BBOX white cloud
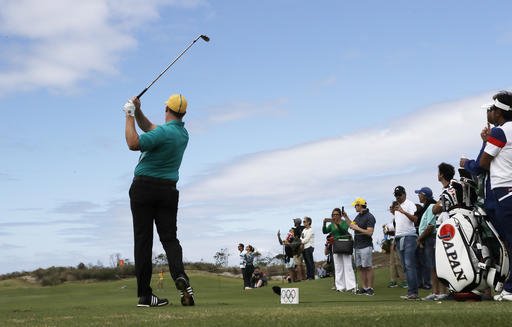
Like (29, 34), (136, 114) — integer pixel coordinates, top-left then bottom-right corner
(183, 93), (491, 205)
(51, 201), (101, 214)
(187, 98), (289, 131)
(0, 0), (204, 95)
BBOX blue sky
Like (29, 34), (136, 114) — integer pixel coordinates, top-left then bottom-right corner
(1, 0), (511, 274)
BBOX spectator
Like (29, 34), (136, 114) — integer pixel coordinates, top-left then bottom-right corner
(343, 197), (376, 296)
(251, 266), (268, 288)
(292, 218), (305, 237)
(413, 202), (427, 289)
(301, 217), (315, 280)
(479, 90), (512, 301)
(460, 103), (498, 225)
(385, 201), (406, 289)
(277, 228), (291, 253)
(277, 228), (297, 281)
(243, 245), (255, 290)
(292, 218), (306, 281)
(393, 185), (420, 300)
(157, 269), (164, 290)
(316, 264), (328, 278)
(414, 187), (440, 301)
(414, 191), (436, 291)
(322, 208), (356, 292)
(323, 235), (335, 283)
(432, 162), (461, 300)
(460, 102), (498, 301)
(238, 243), (246, 289)
(277, 219), (305, 282)
(433, 163), (464, 213)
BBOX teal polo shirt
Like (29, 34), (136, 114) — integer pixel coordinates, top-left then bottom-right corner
(134, 120), (189, 181)
(418, 203), (436, 236)
(322, 221), (350, 240)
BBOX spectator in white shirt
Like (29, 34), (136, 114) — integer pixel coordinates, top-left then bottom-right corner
(393, 185), (420, 300)
(301, 217), (315, 280)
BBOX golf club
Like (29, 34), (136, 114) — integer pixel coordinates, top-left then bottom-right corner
(137, 34), (210, 99)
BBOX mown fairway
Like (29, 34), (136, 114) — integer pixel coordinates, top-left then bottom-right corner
(1, 268), (510, 327)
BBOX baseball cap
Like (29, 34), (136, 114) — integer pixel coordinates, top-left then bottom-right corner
(351, 197), (367, 206)
(165, 94), (187, 113)
(393, 186), (406, 196)
(414, 187), (433, 199)
(293, 218), (301, 224)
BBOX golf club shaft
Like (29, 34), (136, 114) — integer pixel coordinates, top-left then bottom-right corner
(137, 35), (209, 99)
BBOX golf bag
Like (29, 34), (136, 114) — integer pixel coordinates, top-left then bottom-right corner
(435, 169), (509, 293)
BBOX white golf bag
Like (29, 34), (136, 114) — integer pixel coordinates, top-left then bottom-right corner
(435, 169), (509, 293)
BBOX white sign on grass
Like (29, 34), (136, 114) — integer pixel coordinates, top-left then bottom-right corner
(280, 288), (299, 304)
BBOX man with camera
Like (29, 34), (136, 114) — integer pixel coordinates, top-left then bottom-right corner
(393, 186), (420, 300)
(385, 201), (405, 288)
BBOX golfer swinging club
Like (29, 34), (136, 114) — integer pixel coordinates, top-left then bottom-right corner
(124, 94), (194, 307)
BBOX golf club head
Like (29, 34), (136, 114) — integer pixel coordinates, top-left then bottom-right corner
(200, 34), (210, 42)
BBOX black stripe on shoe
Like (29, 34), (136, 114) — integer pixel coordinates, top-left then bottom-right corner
(175, 276), (195, 306)
(137, 294), (169, 307)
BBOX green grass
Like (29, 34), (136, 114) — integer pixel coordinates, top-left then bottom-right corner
(0, 268), (510, 327)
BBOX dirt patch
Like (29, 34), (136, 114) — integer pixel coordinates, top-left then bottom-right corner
(19, 275), (38, 284)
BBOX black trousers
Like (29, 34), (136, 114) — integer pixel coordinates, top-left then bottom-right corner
(129, 177), (188, 297)
(243, 264), (254, 288)
(241, 268), (246, 286)
(303, 247), (315, 280)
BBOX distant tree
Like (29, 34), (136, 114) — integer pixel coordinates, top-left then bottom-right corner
(274, 254), (285, 261)
(252, 251), (262, 265)
(154, 253), (168, 266)
(214, 248), (229, 267)
(77, 262), (86, 270)
(254, 252), (279, 266)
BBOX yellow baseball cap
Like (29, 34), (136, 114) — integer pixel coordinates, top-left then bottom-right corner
(351, 197), (367, 206)
(165, 94), (187, 113)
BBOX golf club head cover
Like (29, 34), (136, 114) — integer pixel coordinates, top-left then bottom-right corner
(123, 100), (135, 117)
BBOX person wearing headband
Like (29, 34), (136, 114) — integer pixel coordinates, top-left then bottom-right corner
(460, 102), (498, 222)
(479, 90), (512, 302)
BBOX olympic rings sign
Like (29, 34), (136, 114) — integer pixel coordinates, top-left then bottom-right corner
(280, 288), (299, 304)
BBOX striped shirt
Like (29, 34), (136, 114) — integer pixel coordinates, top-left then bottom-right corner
(484, 122), (512, 189)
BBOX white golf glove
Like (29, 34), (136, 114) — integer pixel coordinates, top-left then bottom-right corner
(123, 100), (135, 117)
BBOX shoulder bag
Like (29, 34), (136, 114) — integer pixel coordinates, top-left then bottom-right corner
(332, 237), (353, 255)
